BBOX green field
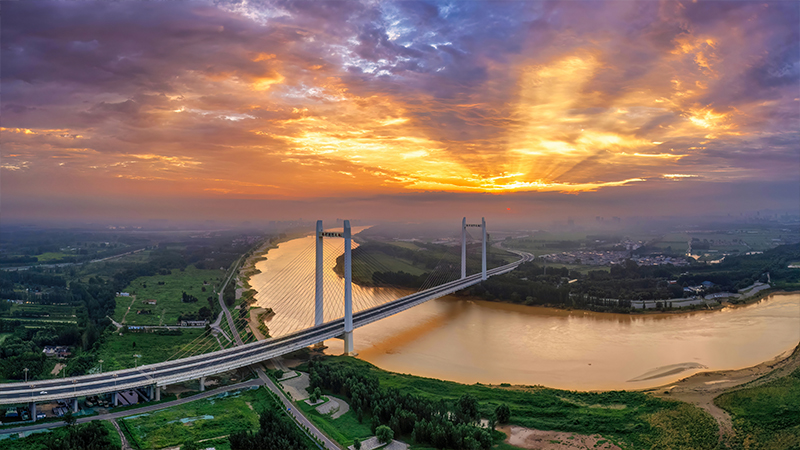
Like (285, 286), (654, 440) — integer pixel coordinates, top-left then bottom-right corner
(119, 386), (265, 449)
(116, 265), (222, 326)
(303, 357), (719, 450)
(32, 252), (72, 262)
(353, 251), (426, 278)
(715, 367), (800, 449)
(97, 328), (217, 371)
(7, 304), (77, 321)
(388, 241), (422, 251)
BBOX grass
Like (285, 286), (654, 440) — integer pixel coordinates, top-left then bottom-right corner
(388, 241), (422, 251)
(119, 386), (265, 449)
(32, 252), (71, 262)
(303, 356), (719, 450)
(295, 394), (372, 448)
(117, 265), (222, 326)
(0, 420), (119, 450)
(97, 328), (215, 370)
(0, 333), (12, 345)
(714, 367), (800, 449)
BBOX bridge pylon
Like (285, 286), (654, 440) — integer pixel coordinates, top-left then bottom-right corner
(315, 220), (324, 327)
(343, 220), (353, 355)
(462, 217), (488, 280)
(315, 219), (354, 355)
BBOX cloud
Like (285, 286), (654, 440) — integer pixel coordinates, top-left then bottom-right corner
(1, 0), (798, 222)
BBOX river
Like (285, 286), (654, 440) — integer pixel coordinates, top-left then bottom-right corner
(250, 230), (800, 391)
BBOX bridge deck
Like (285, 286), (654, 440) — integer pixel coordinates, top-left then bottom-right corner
(0, 253), (531, 405)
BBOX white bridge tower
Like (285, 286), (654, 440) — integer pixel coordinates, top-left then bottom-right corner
(461, 217), (487, 281)
(315, 220), (354, 355)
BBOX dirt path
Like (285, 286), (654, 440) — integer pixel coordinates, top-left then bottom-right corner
(498, 425), (620, 450)
(644, 343), (800, 440)
(248, 307), (267, 340)
(110, 419), (131, 450)
(119, 296), (137, 324)
(50, 363), (65, 376)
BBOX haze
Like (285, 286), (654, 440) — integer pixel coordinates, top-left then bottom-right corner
(1, 0), (798, 226)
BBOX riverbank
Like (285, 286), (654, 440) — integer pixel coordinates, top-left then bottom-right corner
(643, 342), (800, 439)
(294, 356), (719, 450)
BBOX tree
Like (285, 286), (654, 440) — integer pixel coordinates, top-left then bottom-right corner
(495, 403), (511, 424)
(181, 439), (201, 450)
(312, 387), (322, 403)
(456, 394), (479, 424)
(230, 404), (310, 450)
(46, 420), (120, 450)
(376, 425), (394, 444)
(62, 410), (77, 428)
(353, 437), (361, 450)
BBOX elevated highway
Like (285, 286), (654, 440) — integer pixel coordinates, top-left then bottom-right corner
(0, 251), (532, 406)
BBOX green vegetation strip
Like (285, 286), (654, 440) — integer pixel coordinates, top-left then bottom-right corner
(0, 420), (120, 450)
(715, 367), (800, 449)
(302, 356), (719, 450)
(97, 328), (212, 371)
(120, 386), (263, 449)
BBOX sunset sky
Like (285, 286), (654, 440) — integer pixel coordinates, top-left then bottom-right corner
(2, 0), (798, 224)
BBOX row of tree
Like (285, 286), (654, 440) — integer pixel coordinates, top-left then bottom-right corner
(229, 402), (311, 449)
(308, 359), (511, 449)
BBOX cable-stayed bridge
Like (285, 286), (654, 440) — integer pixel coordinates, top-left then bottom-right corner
(0, 219), (532, 414)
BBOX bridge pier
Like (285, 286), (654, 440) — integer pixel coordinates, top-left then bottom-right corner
(29, 402), (36, 422)
(154, 385), (161, 401)
(72, 398), (78, 413)
(112, 392), (119, 407)
(199, 376), (206, 392)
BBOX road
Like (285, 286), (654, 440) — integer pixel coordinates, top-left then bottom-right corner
(215, 254), (336, 448)
(0, 253), (532, 406)
(0, 377), (264, 436)
(217, 251), (245, 346)
(256, 365), (339, 450)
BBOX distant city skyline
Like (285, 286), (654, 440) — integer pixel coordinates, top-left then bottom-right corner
(2, 1), (798, 224)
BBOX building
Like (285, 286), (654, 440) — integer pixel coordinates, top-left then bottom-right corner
(42, 346), (71, 358)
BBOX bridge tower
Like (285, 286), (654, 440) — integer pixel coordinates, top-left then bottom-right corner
(461, 217), (467, 279)
(315, 220), (324, 327)
(315, 219), (354, 355)
(343, 220), (353, 354)
(461, 217), (488, 280)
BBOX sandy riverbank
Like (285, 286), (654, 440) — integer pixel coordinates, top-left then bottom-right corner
(643, 342), (800, 437)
